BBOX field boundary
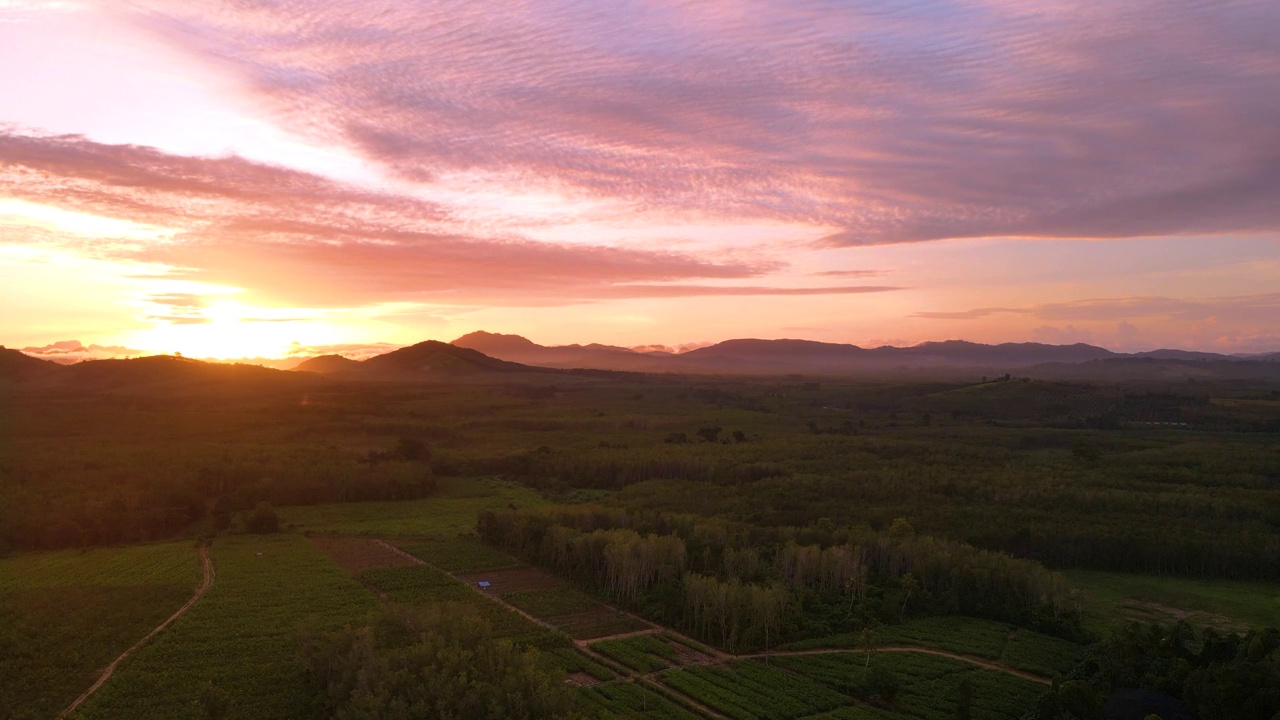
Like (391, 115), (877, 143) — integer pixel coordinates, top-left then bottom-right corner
(59, 543), (215, 719)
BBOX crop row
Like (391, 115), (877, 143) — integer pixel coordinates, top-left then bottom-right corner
(0, 541), (198, 592)
(577, 681), (703, 719)
(661, 661), (846, 720)
(544, 647), (616, 681)
(591, 634), (677, 673)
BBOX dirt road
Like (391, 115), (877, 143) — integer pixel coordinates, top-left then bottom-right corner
(59, 543), (215, 719)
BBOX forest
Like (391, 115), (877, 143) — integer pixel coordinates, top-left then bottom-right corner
(2, 363), (1278, 719)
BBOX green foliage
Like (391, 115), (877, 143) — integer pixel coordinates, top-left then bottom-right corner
(298, 603), (577, 720)
(577, 682), (702, 719)
(591, 634), (677, 673)
(0, 542), (198, 720)
(69, 535), (378, 720)
(661, 661), (847, 720)
(243, 502), (279, 534)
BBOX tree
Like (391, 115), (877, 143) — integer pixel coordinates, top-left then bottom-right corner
(860, 626), (876, 668)
(899, 573), (920, 618)
(696, 426), (722, 443)
(244, 502), (279, 534)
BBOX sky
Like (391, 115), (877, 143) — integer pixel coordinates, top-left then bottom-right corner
(2, 0), (1278, 361)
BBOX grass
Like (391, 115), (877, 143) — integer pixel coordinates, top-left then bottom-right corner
(0, 542), (199, 720)
(68, 535), (378, 720)
(281, 478), (546, 537)
(1067, 569), (1280, 632)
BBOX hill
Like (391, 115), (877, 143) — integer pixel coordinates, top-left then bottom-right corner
(360, 340), (542, 378)
(0, 346), (64, 383)
(452, 331), (656, 370)
(293, 354), (363, 374)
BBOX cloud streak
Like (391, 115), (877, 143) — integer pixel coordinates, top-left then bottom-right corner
(125, 0), (1280, 244)
(0, 131), (784, 305)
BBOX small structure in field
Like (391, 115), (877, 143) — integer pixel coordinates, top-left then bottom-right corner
(477, 581), (491, 590)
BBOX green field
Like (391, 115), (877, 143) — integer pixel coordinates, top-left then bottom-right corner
(396, 537), (523, 573)
(578, 681), (704, 719)
(357, 564), (568, 649)
(69, 535), (377, 720)
(281, 478), (546, 536)
(504, 586), (603, 617)
(0, 542), (199, 720)
(1067, 569), (1280, 632)
(661, 660), (849, 720)
(779, 616), (1086, 677)
(593, 634), (678, 673)
(773, 652), (1045, 720)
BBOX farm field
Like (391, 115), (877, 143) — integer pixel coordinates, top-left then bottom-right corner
(1066, 569), (1280, 632)
(396, 537), (523, 573)
(773, 652), (1045, 720)
(778, 616), (1086, 677)
(68, 535), (378, 720)
(661, 660), (849, 720)
(577, 681), (705, 719)
(0, 542), (199, 720)
(280, 478), (546, 536)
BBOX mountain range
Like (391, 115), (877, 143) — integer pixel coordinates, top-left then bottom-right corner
(4, 334), (1279, 391)
(450, 331), (1280, 377)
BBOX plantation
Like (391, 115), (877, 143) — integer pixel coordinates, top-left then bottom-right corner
(780, 616), (1087, 677)
(396, 536), (523, 573)
(68, 535), (377, 720)
(661, 660), (849, 720)
(0, 542), (199, 720)
(577, 681), (704, 719)
(503, 586), (604, 617)
(280, 478), (546, 537)
(592, 633), (678, 673)
(774, 652), (1044, 720)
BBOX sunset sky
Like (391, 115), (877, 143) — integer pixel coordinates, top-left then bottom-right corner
(2, 0), (1278, 361)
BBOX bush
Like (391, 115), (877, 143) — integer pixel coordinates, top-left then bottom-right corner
(244, 502), (279, 534)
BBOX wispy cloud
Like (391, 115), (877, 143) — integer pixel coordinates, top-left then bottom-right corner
(914, 293), (1280, 325)
(124, 0), (1280, 243)
(0, 131), (778, 305)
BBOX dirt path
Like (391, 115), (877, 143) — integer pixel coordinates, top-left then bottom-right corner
(59, 543), (215, 719)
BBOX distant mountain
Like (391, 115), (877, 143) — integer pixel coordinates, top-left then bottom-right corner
(445, 332), (1280, 378)
(452, 331), (662, 371)
(293, 354), (363, 374)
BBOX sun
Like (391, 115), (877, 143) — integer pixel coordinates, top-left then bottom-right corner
(123, 299), (339, 360)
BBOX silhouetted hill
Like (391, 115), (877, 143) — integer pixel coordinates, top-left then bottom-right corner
(0, 346), (64, 382)
(452, 332), (660, 370)
(293, 354), (363, 374)
(55, 355), (300, 391)
(361, 340), (540, 378)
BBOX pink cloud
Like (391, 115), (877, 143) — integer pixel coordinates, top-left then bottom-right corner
(121, 0), (1280, 243)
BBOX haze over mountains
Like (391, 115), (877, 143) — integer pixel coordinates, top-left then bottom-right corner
(5, 333), (1280, 390)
